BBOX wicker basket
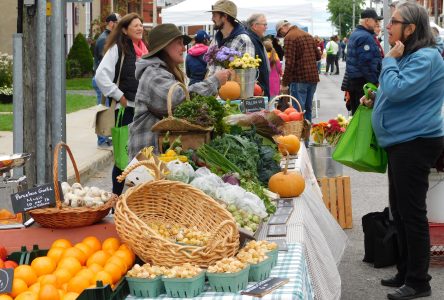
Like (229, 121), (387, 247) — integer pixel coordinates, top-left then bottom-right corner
(30, 142), (117, 228)
(151, 82), (213, 133)
(269, 95), (304, 138)
(114, 161), (239, 268)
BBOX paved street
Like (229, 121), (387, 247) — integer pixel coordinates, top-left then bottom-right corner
(83, 60), (444, 299)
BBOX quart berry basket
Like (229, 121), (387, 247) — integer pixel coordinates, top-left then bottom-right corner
(126, 276), (165, 298)
(248, 257), (273, 282)
(162, 272), (206, 298)
(206, 265), (250, 293)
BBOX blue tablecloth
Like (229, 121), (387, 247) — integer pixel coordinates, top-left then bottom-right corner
(126, 243), (313, 300)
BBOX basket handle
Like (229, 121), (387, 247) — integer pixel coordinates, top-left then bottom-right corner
(269, 94), (303, 113)
(53, 142), (80, 209)
(167, 82), (190, 117)
(204, 219), (237, 252)
(116, 160), (163, 183)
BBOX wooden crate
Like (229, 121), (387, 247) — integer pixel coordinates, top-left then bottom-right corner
(157, 131), (211, 152)
(318, 176), (353, 229)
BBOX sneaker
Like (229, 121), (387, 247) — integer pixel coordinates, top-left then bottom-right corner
(97, 141), (112, 150)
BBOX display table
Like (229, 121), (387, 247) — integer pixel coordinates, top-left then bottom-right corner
(126, 243), (313, 300)
(269, 144), (348, 300)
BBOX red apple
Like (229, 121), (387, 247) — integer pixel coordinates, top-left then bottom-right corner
(289, 111), (304, 121)
(254, 83), (263, 96)
(284, 107), (297, 115)
(278, 113), (291, 122)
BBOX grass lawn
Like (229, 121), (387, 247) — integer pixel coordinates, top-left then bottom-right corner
(66, 78), (93, 90)
(0, 94), (96, 131)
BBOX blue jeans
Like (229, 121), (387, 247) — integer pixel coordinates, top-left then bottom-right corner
(289, 82), (317, 123)
(92, 76), (110, 145)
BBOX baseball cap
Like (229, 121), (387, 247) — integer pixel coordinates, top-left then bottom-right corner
(195, 30), (210, 43)
(208, 0), (237, 19)
(275, 20), (291, 37)
(105, 13), (119, 23)
(360, 8), (383, 21)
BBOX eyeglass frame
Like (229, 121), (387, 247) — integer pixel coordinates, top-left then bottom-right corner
(388, 18), (410, 26)
(255, 22), (268, 27)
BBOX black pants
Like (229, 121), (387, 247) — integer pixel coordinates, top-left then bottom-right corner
(348, 78), (367, 115)
(387, 137), (444, 291)
(326, 54), (336, 73)
(334, 55), (339, 74)
(112, 106), (134, 196)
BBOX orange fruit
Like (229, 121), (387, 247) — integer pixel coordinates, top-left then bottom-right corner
(102, 237), (120, 254)
(81, 236), (101, 253)
(119, 244), (135, 260)
(113, 249), (133, 268)
(13, 291), (38, 300)
(57, 257), (82, 276)
(38, 284), (60, 300)
(58, 289), (65, 298)
(61, 283), (68, 292)
(9, 278), (28, 298)
(106, 256), (127, 274)
(67, 276), (90, 294)
(53, 268), (72, 287)
(31, 256), (56, 277)
(93, 270), (113, 286)
(86, 250), (110, 267)
(61, 247), (87, 265)
(103, 263), (121, 283)
(28, 282), (41, 294)
(14, 265), (38, 286)
(38, 274), (58, 287)
(0, 295), (13, 300)
(61, 292), (79, 300)
(51, 239), (72, 250)
(47, 247), (66, 264)
(76, 268), (95, 285)
(74, 243), (93, 258)
(87, 263), (103, 274)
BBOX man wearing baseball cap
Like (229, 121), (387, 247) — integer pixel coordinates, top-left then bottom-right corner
(207, 0), (254, 76)
(345, 8), (383, 115)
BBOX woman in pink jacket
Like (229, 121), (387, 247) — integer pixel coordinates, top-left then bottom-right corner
(264, 40), (282, 99)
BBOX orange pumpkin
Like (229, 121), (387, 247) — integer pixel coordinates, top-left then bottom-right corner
(268, 158), (305, 197)
(218, 81), (241, 100)
(276, 135), (300, 155)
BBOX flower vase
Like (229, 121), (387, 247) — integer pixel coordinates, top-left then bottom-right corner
(309, 143), (343, 178)
(233, 68), (257, 99)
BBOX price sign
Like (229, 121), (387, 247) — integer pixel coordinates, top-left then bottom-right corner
(0, 269), (14, 293)
(242, 97), (266, 113)
(267, 225), (287, 237)
(10, 183), (59, 213)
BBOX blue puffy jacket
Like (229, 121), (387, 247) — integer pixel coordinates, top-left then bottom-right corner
(185, 43), (208, 86)
(345, 25), (382, 84)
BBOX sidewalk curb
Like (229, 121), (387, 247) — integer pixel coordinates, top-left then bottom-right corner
(67, 149), (114, 185)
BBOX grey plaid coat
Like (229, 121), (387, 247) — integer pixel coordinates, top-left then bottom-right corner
(128, 57), (220, 159)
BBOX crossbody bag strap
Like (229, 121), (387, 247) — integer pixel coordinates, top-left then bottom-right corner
(101, 51), (126, 106)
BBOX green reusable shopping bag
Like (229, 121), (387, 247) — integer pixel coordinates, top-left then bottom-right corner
(112, 107), (129, 170)
(332, 105), (388, 173)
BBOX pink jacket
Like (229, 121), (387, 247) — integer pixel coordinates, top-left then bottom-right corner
(267, 52), (282, 98)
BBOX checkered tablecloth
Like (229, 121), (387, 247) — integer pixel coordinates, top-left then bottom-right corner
(126, 243), (313, 300)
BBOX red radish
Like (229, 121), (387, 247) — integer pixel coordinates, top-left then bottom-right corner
(278, 113), (291, 122)
(4, 260), (18, 269)
(254, 83), (263, 96)
(289, 111), (304, 121)
(284, 107), (297, 115)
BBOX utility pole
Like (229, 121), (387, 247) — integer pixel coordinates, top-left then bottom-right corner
(434, 0), (438, 24)
(153, 0), (157, 26)
(352, 0), (356, 29)
(339, 13), (341, 38)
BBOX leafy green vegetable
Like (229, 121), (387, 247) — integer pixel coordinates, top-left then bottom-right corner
(197, 144), (243, 175)
(240, 178), (276, 214)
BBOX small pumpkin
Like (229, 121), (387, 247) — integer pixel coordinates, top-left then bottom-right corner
(218, 81), (241, 100)
(276, 135), (300, 155)
(268, 156), (305, 197)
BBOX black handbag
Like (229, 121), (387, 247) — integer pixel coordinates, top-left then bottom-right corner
(362, 207), (398, 268)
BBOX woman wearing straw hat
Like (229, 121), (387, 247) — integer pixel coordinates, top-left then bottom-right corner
(128, 24), (231, 159)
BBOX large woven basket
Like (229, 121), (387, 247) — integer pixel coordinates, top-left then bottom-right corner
(114, 160), (239, 268)
(30, 142), (116, 228)
(269, 95), (304, 138)
(151, 82), (213, 132)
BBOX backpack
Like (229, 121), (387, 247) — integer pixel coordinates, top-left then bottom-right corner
(362, 207), (399, 268)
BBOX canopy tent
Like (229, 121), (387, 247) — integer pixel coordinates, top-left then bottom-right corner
(162, 0), (313, 34)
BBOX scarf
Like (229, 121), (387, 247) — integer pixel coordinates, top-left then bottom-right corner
(133, 40), (148, 58)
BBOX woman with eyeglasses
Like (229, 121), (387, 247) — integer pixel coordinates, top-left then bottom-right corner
(363, 2), (444, 299)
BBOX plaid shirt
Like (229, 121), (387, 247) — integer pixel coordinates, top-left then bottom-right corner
(282, 26), (321, 86)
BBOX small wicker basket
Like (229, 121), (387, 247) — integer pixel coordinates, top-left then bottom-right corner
(269, 95), (305, 138)
(151, 82), (213, 133)
(114, 161), (239, 268)
(30, 142), (116, 229)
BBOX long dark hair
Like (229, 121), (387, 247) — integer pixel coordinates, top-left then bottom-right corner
(156, 43), (186, 84)
(104, 13), (143, 56)
(396, 2), (435, 54)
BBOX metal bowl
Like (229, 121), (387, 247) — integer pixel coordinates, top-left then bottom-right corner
(0, 153), (31, 172)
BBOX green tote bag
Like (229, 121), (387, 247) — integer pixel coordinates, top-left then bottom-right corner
(112, 107), (129, 170)
(332, 105), (387, 173)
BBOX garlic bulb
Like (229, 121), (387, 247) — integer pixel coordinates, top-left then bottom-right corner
(61, 182), (71, 195)
(74, 189), (86, 197)
(71, 182), (83, 190)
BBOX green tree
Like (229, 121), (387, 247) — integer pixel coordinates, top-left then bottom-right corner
(67, 33), (93, 76)
(327, 0), (366, 37)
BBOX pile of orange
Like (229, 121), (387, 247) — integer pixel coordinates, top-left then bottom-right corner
(1, 236), (135, 300)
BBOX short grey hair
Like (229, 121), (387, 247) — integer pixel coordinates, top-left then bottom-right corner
(246, 13), (266, 30)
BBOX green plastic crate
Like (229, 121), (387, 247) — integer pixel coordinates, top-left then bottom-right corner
(206, 265), (250, 293)
(162, 271), (206, 298)
(268, 248), (278, 268)
(126, 276), (165, 297)
(248, 257), (272, 282)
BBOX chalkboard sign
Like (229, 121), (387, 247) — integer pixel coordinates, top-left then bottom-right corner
(267, 225), (287, 237)
(268, 214), (290, 225)
(10, 182), (59, 213)
(241, 277), (289, 297)
(0, 268), (14, 293)
(242, 97), (266, 113)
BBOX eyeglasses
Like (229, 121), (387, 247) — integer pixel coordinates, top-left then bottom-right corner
(389, 18), (410, 25)
(256, 22), (268, 27)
